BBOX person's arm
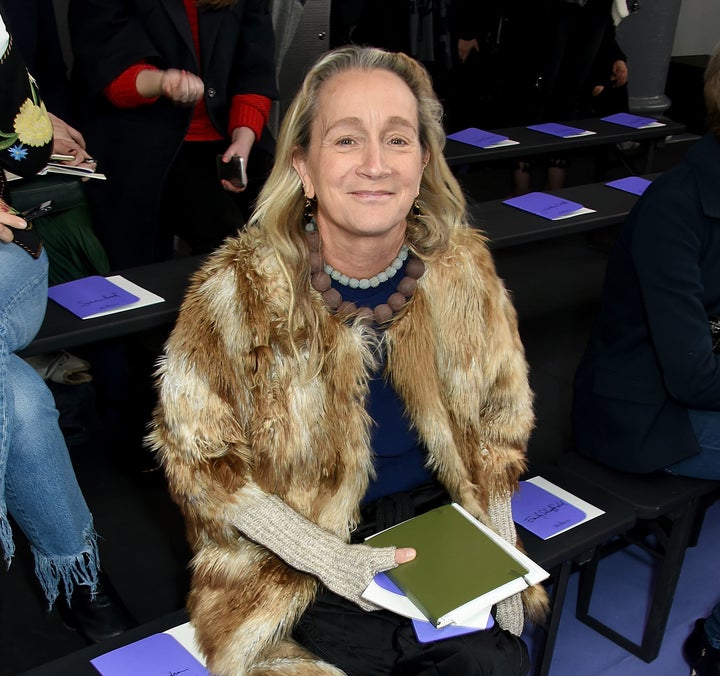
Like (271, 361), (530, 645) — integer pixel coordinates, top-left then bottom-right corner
(632, 176), (720, 409)
(219, 94), (271, 193)
(68, 0), (163, 100)
(149, 263), (404, 610)
(452, 233), (536, 634)
(235, 485), (411, 609)
(0, 14), (52, 180)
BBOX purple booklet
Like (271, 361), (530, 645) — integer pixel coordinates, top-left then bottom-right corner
(527, 122), (591, 138)
(605, 176), (652, 196)
(601, 112), (663, 129)
(447, 128), (509, 148)
(48, 276), (139, 319)
(503, 192), (585, 220)
(373, 573), (493, 643)
(512, 481), (586, 540)
(90, 633), (209, 675)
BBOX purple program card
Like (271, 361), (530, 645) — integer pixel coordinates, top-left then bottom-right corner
(527, 122), (588, 138)
(512, 481), (586, 539)
(48, 276), (139, 319)
(412, 615), (494, 644)
(601, 112), (660, 128)
(373, 574), (494, 643)
(446, 128), (509, 148)
(90, 633), (209, 675)
(605, 176), (652, 196)
(503, 192), (584, 220)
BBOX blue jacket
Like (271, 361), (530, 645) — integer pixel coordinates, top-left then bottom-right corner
(573, 133), (720, 472)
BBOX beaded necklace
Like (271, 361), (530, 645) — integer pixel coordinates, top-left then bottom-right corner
(304, 221), (425, 326)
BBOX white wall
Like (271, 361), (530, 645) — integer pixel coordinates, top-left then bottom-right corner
(673, 0), (720, 56)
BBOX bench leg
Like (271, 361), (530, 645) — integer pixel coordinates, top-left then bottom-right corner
(533, 559), (572, 676)
(575, 499), (700, 662)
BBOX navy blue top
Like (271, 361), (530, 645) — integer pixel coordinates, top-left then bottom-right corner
(330, 261), (433, 502)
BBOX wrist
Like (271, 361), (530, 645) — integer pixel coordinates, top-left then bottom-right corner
(135, 69), (164, 99)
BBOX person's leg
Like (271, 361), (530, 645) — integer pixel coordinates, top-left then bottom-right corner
(3, 353), (98, 604)
(2, 352), (135, 641)
(293, 589), (400, 675)
(684, 603), (720, 675)
(665, 409), (720, 479)
(392, 621), (530, 676)
(705, 603), (720, 649)
(161, 141), (249, 256)
(293, 589), (530, 676)
(0, 245), (49, 554)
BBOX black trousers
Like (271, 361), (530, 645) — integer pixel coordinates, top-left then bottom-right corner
(293, 483), (531, 675)
(158, 140), (271, 257)
(293, 589), (530, 676)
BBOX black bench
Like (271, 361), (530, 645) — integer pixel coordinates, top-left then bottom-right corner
(20, 255), (205, 358)
(445, 117), (686, 174)
(474, 176), (652, 250)
(557, 451), (720, 662)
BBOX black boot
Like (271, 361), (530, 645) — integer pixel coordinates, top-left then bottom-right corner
(684, 619), (720, 676)
(57, 571), (136, 644)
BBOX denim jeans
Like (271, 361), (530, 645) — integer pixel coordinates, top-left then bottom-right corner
(0, 243), (98, 606)
(665, 408), (720, 647)
(665, 408), (720, 480)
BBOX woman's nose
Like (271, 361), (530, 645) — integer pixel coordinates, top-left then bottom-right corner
(357, 140), (389, 178)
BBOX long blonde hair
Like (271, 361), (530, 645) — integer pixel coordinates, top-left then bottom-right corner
(250, 46), (468, 353)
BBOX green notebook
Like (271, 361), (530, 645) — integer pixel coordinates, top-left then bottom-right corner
(365, 503), (533, 627)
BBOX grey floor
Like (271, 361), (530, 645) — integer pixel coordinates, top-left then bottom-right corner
(1, 138), (712, 676)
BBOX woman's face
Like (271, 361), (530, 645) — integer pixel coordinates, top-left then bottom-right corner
(293, 68), (427, 245)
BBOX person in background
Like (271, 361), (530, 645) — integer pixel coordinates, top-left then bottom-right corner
(571, 43), (720, 676)
(0, 12), (134, 643)
(149, 45), (547, 675)
(68, 0), (278, 268)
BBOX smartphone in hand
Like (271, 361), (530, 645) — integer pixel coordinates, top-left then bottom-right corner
(216, 155), (247, 189)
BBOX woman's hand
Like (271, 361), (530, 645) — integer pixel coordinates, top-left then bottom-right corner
(395, 548), (416, 564)
(135, 68), (204, 106)
(611, 60), (629, 87)
(457, 38), (479, 64)
(49, 113), (95, 171)
(161, 69), (205, 106)
(0, 200), (26, 244)
(220, 126), (256, 193)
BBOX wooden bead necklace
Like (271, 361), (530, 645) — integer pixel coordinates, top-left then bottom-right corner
(305, 220), (425, 326)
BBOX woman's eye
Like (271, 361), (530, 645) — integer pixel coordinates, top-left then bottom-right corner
(337, 137), (356, 146)
(389, 137), (409, 146)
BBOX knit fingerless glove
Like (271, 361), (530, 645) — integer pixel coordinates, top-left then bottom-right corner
(488, 489), (526, 636)
(234, 489), (398, 611)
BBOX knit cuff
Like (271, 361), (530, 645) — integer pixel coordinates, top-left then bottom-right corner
(228, 94), (272, 140)
(104, 62), (160, 108)
(234, 489), (397, 610)
(488, 489), (525, 634)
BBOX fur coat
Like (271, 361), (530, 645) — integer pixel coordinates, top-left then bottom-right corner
(149, 224), (547, 675)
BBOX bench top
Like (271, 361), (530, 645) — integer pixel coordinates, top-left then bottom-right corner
(475, 176), (653, 249)
(445, 117), (685, 166)
(20, 255), (204, 357)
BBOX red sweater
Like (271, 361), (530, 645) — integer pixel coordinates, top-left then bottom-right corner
(103, 0), (271, 141)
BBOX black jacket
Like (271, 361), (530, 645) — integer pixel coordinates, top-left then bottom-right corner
(68, 0), (278, 267)
(573, 134), (720, 472)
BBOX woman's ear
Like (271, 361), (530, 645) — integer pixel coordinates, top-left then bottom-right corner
(292, 151), (314, 199)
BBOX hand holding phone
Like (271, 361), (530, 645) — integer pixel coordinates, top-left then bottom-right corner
(217, 154), (247, 190)
(18, 200), (55, 222)
(5, 200), (53, 258)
